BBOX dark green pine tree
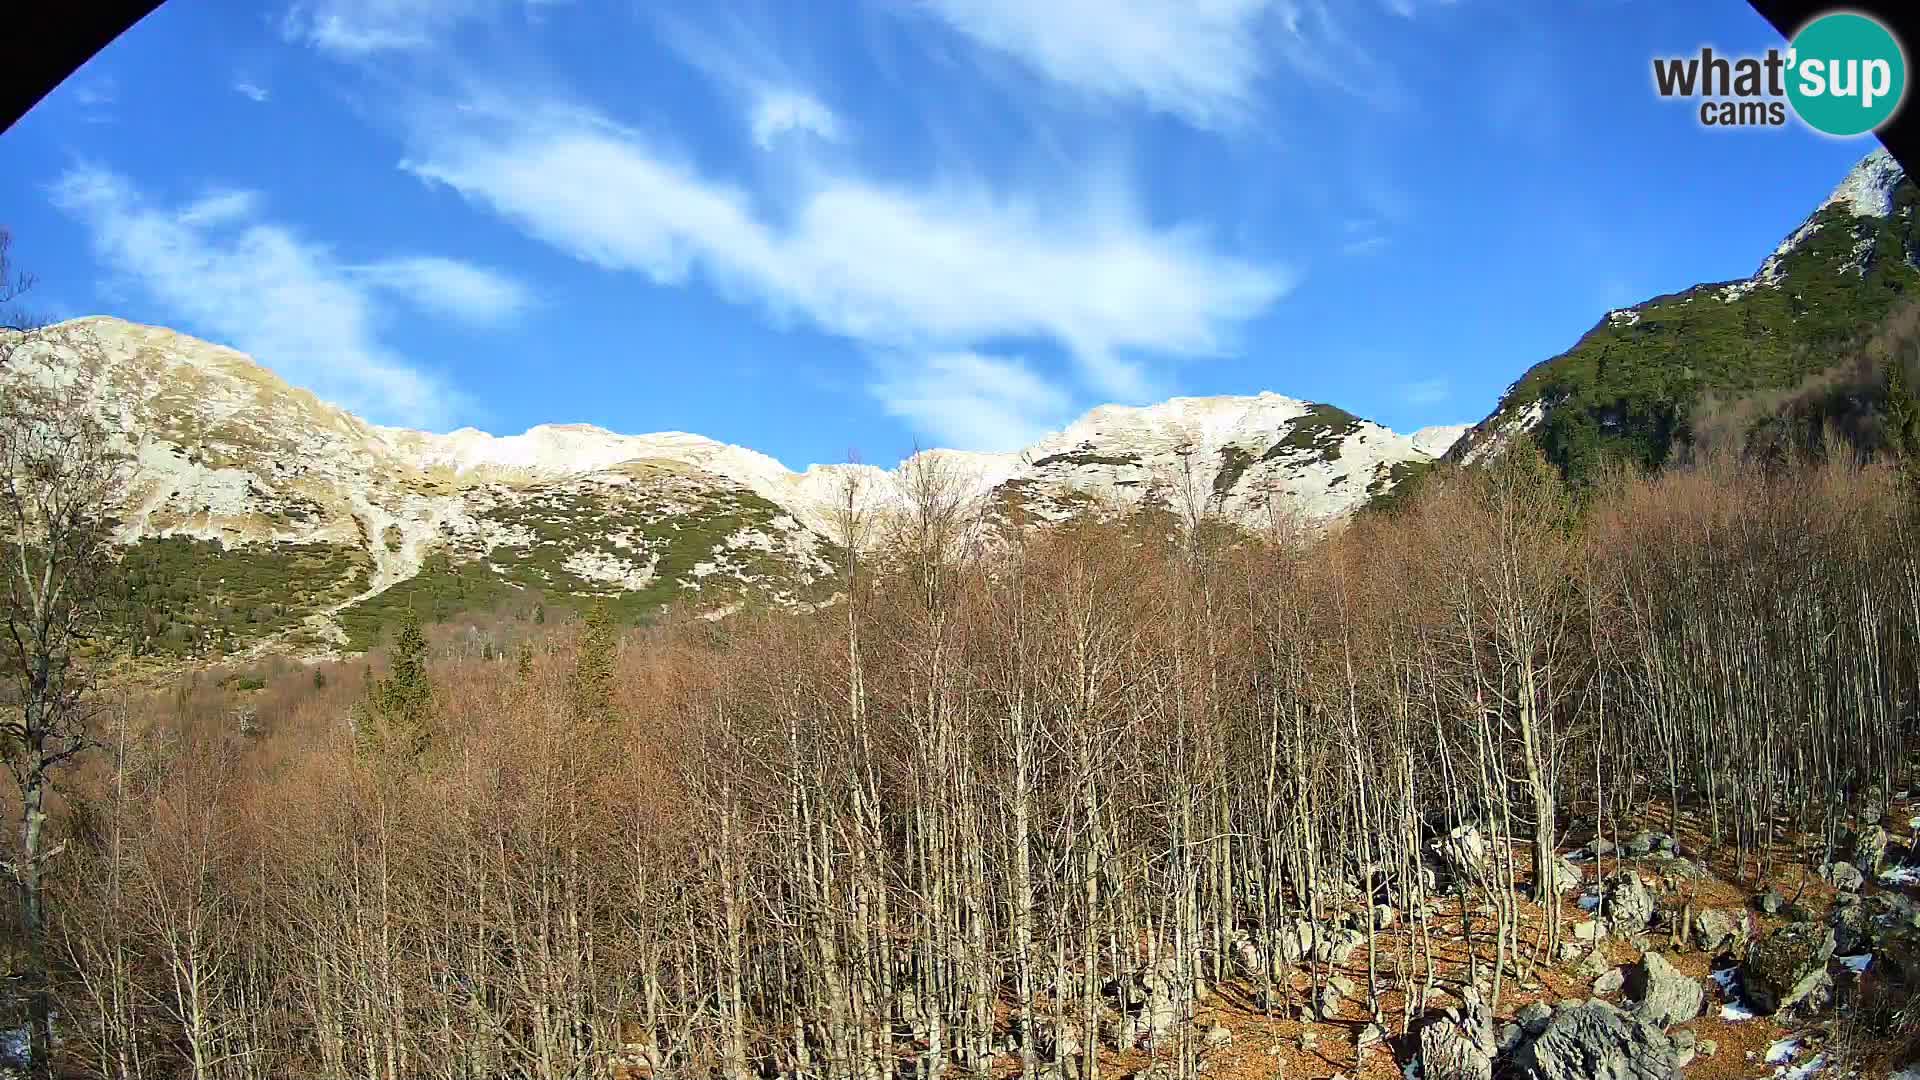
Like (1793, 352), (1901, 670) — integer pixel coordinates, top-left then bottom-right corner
(356, 613), (435, 760)
(1886, 355), (1920, 462)
(570, 602), (617, 725)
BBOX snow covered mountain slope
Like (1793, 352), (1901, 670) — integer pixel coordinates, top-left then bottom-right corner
(5, 316), (1456, 658)
(1449, 147), (1920, 474)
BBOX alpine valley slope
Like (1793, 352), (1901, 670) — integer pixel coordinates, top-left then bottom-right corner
(4, 318), (1463, 659)
(1450, 147), (1920, 477)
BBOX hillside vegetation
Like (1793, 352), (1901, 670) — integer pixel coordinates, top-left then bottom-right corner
(32, 436), (1920, 1080)
(1459, 150), (1920, 485)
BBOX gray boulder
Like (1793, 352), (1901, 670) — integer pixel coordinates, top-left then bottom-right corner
(1508, 999), (1679, 1080)
(1314, 927), (1366, 966)
(1551, 856), (1583, 893)
(1433, 825), (1491, 883)
(1692, 908), (1746, 954)
(1497, 1022), (1525, 1054)
(1231, 934), (1262, 980)
(1416, 989), (1497, 1080)
(1824, 861), (1865, 892)
(1743, 923), (1836, 1015)
(1624, 952), (1703, 1029)
(1855, 825), (1890, 874)
(1603, 871), (1656, 933)
(1756, 889), (1784, 916)
(1515, 1000), (1553, 1035)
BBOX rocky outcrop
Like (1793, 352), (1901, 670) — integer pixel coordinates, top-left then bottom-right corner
(1691, 908), (1747, 954)
(1743, 923), (1835, 1015)
(1507, 999), (1680, 1080)
(1855, 824), (1890, 874)
(1416, 990), (1497, 1080)
(1432, 826), (1491, 887)
(1602, 870), (1655, 933)
(1624, 952), (1702, 1029)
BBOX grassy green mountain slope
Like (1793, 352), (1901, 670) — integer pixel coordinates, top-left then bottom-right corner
(1450, 148), (1920, 482)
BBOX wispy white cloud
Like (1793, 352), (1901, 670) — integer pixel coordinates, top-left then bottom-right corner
(1340, 219), (1389, 257)
(899, 0), (1403, 129)
(400, 103), (1292, 419)
(67, 76), (119, 123)
(1380, 0), (1458, 16)
(906, 0), (1273, 129)
(47, 166), (520, 429)
(871, 351), (1071, 451)
(352, 255), (530, 324)
(233, 79), (272, 103)
(654, 13), (846, 151)
(750, 91), (841, 149)
(71, 78), (118, 108)
(282, 0), (562, 55)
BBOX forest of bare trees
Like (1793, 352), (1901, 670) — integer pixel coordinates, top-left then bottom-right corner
(9, 421), (1915, 1080)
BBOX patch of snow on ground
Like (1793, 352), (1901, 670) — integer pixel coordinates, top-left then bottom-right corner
(1767, 1039), (1802, 1065)
(1777, 1055), (1826, 1080)
(1577, 893), (1601, 911)
(1840, 954), (1872, 974)
(1712, 968), (1755, 1020)
(1884, 866), (1920, 886)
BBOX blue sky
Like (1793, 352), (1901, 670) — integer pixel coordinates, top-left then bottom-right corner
(0, 0), (1887, 468)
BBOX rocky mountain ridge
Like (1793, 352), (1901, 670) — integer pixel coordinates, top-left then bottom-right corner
(5, 317), (1460, 658)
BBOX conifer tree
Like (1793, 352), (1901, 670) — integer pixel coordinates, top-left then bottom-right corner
(1886, 355), (1920, 470)
(570, 602), (617, 725)
(356, 613), (435, 759)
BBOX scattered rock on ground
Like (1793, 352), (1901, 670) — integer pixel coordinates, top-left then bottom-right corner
(1498, 1022), (1524, 1054)
(1552, 856), (1583, 893)
(1743, 923), (1836, 1015)
(1625, 951), (1703, 1029)
(1856, 825), (1890, 873)
(1692, 908), (1746, 954)
(1508, 999), (1680, 1080)
(1433, 825), (1491, 885)
(1603, 870), (1655, 932)
(1416, 989), (1497, 1080)
(1823, 861), (1865, 892)
(1579, 947), (1614, 980)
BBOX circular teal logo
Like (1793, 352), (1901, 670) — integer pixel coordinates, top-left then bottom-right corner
(1787, 12), (1907, 136)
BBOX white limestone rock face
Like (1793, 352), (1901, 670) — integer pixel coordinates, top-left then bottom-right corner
(6, 316), (1450, 657)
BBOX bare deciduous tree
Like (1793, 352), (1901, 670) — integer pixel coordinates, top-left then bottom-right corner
(0, 322), (133, 1079)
